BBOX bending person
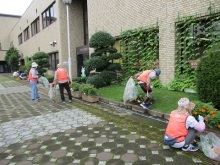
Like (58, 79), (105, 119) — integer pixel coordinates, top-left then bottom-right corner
(132, 68), (161, 110)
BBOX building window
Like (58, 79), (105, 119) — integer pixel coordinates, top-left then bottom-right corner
(31, 17), (40, 36)
(49, 52), (59, 70)
(18, 33), (23, 45)
(42, 3), (57, 29)
(23, 27), (30, 41)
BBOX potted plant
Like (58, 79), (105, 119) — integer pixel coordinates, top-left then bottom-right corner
(80, 84), (99, 103)
(71, 82), (82, 98)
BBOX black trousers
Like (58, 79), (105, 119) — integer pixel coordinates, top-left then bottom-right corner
(59, 82), (72, 102)
(139, 83), (152, 105)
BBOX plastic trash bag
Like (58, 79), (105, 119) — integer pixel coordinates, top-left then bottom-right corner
(48, 84), (58, 100)
(123, 77), (138, 104)
(200, 132), (220, 162)
(38, 76), (50, 89)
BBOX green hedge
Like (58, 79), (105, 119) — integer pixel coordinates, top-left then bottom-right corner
(197, 44), (220, 108)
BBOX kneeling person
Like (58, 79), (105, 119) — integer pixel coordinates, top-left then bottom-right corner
(164, 98), (205, 151)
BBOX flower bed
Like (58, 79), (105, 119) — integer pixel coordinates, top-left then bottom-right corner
(82, 94), (99, 103)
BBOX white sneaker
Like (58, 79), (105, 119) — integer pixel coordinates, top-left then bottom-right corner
(182, 144), (198, 151)
(140, 103), (149, 110)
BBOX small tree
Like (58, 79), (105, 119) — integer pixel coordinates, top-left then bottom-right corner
(85, 31), (122, 87)
(5, 47), (20, 72)
(197, 43), (220, 108)
(20, 57), (32, 74)
(32, 52), (49, 76)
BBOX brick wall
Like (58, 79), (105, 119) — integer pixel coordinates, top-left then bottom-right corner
(87, 0), (220, 85)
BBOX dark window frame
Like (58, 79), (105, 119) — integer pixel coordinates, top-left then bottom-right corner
(48, 52), (59, 70)
(18, 33), (23, 45)
(42, 2), (57, 29)
(31, 17), (40, 36)
(23, 27), (30, 41)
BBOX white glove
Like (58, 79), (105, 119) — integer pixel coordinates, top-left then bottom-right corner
(198, 115), (204, 122)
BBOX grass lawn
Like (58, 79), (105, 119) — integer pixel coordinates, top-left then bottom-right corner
(97, 84), (198, 114)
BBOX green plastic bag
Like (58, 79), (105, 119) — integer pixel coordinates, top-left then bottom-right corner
(200, 132), (220, 162)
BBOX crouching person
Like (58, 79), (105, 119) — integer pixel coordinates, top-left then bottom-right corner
(164, 98), (205, 151)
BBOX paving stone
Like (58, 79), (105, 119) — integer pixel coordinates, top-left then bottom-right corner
(51, 150), (66, 158)
(97, 152), (113, 161)
(121, 153), (138, 163)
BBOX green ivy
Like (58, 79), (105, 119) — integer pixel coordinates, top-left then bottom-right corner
(173, 13), (220, 91)
(120, 26), (159, 79)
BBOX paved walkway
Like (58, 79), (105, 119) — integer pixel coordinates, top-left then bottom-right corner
(0, 74), (218, 165)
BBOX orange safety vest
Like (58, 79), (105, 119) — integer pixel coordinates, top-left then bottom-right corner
(57, 68), (68, 81)
(137, 70), (152, 83)
(28, 68), (38, 82)
(165, 110), (188, 143)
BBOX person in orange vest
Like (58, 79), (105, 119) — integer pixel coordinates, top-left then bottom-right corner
(132, 68), (161, 110)
(53, 63), (72, 103)
(164, 98), (205, 151)
(28, 62), (39, 101)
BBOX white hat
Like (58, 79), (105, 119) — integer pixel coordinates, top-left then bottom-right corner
(32, 62), (38, 68)
(57, 63), (61, 68)
(178, 98), (195, 111)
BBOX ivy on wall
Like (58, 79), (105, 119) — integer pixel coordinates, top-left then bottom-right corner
(169, 12), (220, 91)
(120, 26), (159, 79)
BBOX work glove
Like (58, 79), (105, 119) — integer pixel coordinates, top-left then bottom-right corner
(51, 83), (55, 87)
(146, 86), (151, 91)
(198, 115), (204, 122)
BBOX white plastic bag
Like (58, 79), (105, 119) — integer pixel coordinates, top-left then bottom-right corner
(123, 77), (138, 104)
(48, 85), (57, 99)
(38, 76), (50, 89)
(200, 132), (220, 162)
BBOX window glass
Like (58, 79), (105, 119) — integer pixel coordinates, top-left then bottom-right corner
(42, 2), (57, 29)
(31, 17), (40, 36)
(18, 33), (23, 45)
(23, 27), (29, 41)
(48, 52), (58, 70)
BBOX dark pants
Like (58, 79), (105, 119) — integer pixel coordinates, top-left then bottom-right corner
(139, 83), (152, 105)
(59, 82), (72, 102)
(185, 127), (197, 146)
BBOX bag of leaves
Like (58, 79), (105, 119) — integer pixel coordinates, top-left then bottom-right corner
(123, 77), (138, 104)
(48, 83), (58, 103)
(200, 132), (220, 162)
(38, 76), (50, 89)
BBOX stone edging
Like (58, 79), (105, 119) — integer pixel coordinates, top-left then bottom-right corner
(98, 97), (220, 137)
(99, 97), (170, 121)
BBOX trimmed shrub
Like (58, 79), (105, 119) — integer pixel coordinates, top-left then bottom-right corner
(89, 31), (115, 48)
(100, 71), (117, 85)
(86, 74), (106, 88)
(72, 77), (87, 83)
(32, 52), (49, 76)
(197, 44), (220, 108)
(85, 56), (109, 73)
(107, 63), (121, 71)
